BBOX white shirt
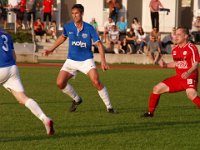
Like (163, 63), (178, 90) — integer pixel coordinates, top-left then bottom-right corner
(104, 21), (115, 31)
(8, 0), (20, 8)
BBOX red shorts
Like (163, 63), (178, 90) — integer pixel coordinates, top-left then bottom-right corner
(162, 75), (198, 92)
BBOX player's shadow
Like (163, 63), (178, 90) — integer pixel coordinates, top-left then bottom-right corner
(1, 119), (200, 143)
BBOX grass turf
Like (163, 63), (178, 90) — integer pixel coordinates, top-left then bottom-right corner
(0, 66), (200, 150)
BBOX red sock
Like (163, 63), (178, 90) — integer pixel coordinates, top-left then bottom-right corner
(148, 93), (160, 113)
(192, 96), (200, 108)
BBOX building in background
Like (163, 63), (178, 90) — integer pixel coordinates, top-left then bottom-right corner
(2, 0), (200, 32)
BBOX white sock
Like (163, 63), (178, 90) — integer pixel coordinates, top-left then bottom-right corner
(98, 86), (112, 109)
(62, 83), (80, 102)
(25, 98), (47, 122)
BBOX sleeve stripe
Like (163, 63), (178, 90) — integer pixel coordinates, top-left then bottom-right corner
(188, 43), (197, 63)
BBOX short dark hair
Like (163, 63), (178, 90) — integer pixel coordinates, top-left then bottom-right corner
(177, 27), (189, 35)
(72, 4), (84, 14)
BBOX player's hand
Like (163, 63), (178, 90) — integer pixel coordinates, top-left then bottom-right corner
(181, 71), (190, 79)
(42, 49), (54, 56)
(101, 61), (109, 72)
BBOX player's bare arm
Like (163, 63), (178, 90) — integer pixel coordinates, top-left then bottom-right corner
(96, 41), (109, 71)
(13, 51), (16, 61)
(181, 61), (199, 79)
(159, 59), (175, 68)
(43, 35), (67, 56)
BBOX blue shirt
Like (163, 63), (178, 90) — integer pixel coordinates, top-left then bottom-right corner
(63, 22), (100, 61)
(117, 21), (128, 32)
(0, 29), (16, 67)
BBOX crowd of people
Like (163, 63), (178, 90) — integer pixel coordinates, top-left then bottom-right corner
(0, 0), (56, 42)
(0, 0), (200, 63)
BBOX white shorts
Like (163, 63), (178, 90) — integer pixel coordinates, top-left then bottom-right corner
(0, 65), (24, 92)
(60, 59), (96, 76)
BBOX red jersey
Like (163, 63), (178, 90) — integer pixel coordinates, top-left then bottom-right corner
(43, 0), (53, 13)
(20, 0), (26, 12)
(172, 43), (200, 79)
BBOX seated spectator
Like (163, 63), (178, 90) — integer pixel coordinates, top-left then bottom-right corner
(108, 25), (121, 54)
(146, 36), (161, 64)
(47, 20), (57, 40)
(150, 27), (161, 42)
(103, 17), (115, 43)
(131, 17), (142, 35)
(119, 38), (132, 54)
(126, 28), (137, 53)
(116, 16), (128, 40)
(161, 27), (176, 54)
(136, 27), (147, 54)
(191, 16), (200, 44)
(34, 18), (47, 42)
(90, 18), (98, 33)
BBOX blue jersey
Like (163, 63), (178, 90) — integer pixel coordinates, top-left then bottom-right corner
(0, 29), (16, 67)
(63, 21), (100, 61)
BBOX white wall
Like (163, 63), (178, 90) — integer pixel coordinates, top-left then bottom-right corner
(77, 0), (104, 27)
(142, 0), (176, 32)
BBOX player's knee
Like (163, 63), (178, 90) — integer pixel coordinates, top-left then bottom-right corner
(92, 80), (102, 89)
(186, 91), (197, 100)
(152, 85), (161, 94)
(56, 80), (66, 89)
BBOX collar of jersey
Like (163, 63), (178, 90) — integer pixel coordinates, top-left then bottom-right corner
(74, 22), (84, 33)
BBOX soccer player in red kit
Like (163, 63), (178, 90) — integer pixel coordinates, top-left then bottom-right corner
(143, 27), (200, 117)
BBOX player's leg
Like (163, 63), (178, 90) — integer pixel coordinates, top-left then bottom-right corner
(58, 60), (82, 112)
(10, 91), (54, 135)
(186, 88), (200, 108)
(144, 82), (169, 116)
(143, 76), (184, 117)
(87, 68), (115, 113)
(3, 65), (54, 135)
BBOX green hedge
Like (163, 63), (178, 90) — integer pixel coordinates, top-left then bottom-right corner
(7, 31), (33, 43)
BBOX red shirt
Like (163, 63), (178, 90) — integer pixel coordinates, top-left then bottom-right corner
(43, 0), (53, 13)
(149, 0), (162, 12)
(34, 21), (44, 32)
(20, 0), (26, 12)
(172, 43), (200, 79)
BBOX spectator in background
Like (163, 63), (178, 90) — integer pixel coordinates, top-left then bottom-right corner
(161, 27), (176, 54)
(149, 0), (164, 31)
(136, 27), (147, 54)
(34, 18), (47, 42)
(0, 1), (7, 29)
(191, 16), (200, 44)
(147, 35), (161, 64)
(150, 27), (161, 42)
(103, 17), (115, 43)
(131, 17), (142, 35)
(116, 16), (128, 40)
(26, 0), (37, 29)
(43, 0), (53, 29)
(18, 0), (26, 29)
(107, 0), (121, 23)
(47, 20), (57, 40)
(90, 18), (98, 33)
(126, 28), (137, 53)
(120, 37), (132, 54)
(108, 25), (121, 54)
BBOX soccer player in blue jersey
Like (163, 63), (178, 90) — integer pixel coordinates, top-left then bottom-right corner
(0, 28), (54, 135)
(44, 4), (116, 113)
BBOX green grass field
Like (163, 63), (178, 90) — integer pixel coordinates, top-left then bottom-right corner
(1, 66), (200, 150)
